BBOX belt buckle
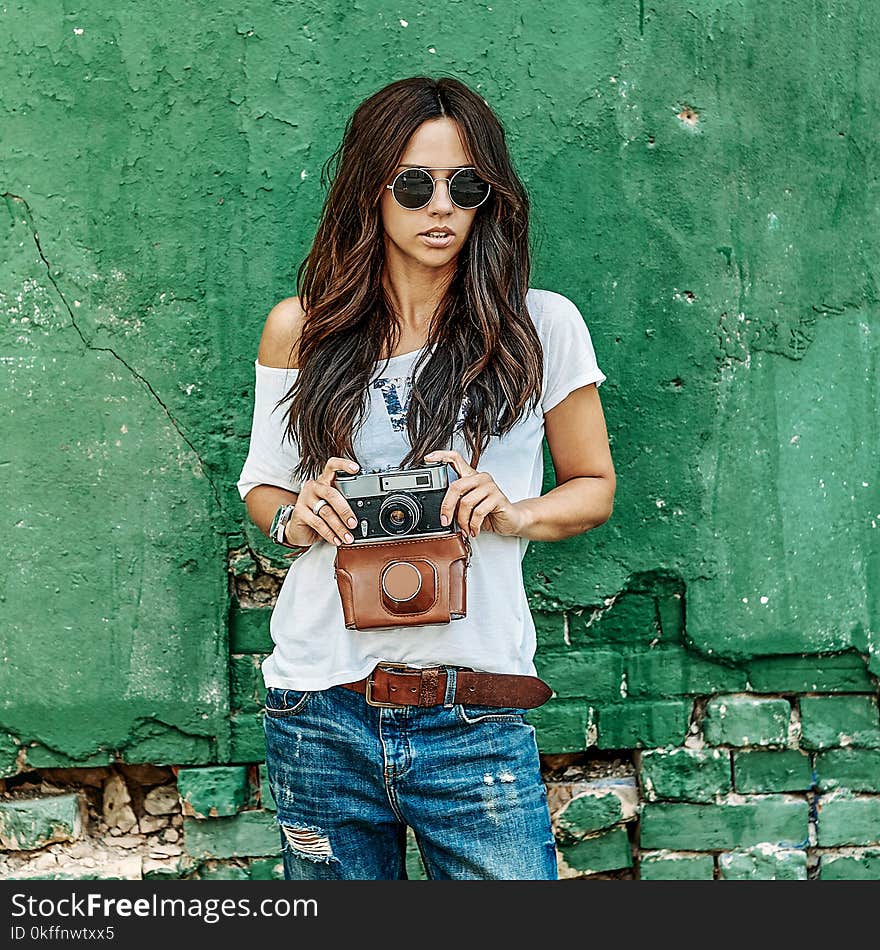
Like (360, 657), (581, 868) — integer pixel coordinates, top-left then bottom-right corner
(365, 662), (410, 708)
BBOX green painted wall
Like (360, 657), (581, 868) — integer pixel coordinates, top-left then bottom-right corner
(2, 1), (878, 878)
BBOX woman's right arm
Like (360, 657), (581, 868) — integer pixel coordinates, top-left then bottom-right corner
(242, 296), (360, 547)
(245, 484), (299, 542)
(243, 297), (305, 539)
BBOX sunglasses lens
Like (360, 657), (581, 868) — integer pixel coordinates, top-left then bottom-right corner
(393, 169), (435, 209)
(450, 168), (491, 208)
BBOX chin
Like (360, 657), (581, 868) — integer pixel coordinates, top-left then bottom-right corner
(413, 241), (459, 259)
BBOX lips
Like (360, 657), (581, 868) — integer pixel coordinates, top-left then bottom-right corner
(419, 232), (455, 248)
(419, 228), (455, 237)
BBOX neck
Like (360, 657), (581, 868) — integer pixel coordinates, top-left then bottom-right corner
(381, 242), (456, 333)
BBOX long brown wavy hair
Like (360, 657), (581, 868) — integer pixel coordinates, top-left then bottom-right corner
(277, 75), (543, 485)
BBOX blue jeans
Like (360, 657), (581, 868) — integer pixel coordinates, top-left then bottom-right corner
(262, 676), (558, 880)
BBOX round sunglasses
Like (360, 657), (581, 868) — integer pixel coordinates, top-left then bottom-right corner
(386, 166), (492, 211)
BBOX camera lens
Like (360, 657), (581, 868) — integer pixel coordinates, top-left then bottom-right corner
(379, 492), (422, 536)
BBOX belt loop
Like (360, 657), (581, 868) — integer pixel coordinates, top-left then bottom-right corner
(443, 666), (457, 708)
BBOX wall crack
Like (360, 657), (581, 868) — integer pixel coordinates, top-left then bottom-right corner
(3, 191), (223, 511)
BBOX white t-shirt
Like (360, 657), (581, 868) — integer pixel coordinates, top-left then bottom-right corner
(236, 288), (607, 690)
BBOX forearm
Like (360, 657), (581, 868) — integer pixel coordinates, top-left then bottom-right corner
(512, 475), (615, 542)
(244, 484), (299, 540)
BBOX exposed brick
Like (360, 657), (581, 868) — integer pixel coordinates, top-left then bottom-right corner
(143, 785), (179, 816)
(24, 746), (112, 770)
(0, 794), (85, 851)
(702, 695), (790, 747)
(123, 727), (214, 766)
(719, 847), (807, 880)
(639, 851), (715, 880)
(816, 750), (880, 792)
(16, 858), (143, 881)
(568, 593), (659, 645)
(535, 650), (624, 700)
(143, 860), (185, 880)
(817, 794), (880, 846)
(196, 863), (249, 880)
(746, 653), (875, 692)
(626, 647), (747, 698)
(230, 655), (263, 713)
(800, 696), (880, 750)
(557, 791), (623, 837)
(229, 607), (273, 654)
(819, 849), (880, 880)
(640, 798), (809, 851)
(639, 748), (731, 802)
(230, 713), (266, 763)
(249, 856), (284, 880)
(549, 777), (639, 826)
(595, 701), (692, 749)
(558, 826), (632, 875)
(528, 701), (590, 754)
(178, 766), (253, 818)
(734, 750), (813, 793)
(184, 811), (280, 859)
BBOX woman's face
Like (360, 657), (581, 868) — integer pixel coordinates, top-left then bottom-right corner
(379, 117), (482, 269)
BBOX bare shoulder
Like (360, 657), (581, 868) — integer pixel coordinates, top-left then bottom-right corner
(257, 296), (306, 369)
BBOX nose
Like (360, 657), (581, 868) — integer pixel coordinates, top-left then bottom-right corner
(428, 177), (455, 213)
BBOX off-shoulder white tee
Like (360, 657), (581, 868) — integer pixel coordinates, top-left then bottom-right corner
(236, 288), (607, 690)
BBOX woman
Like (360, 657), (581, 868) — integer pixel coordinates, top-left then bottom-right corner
(236, 75), (615, 880)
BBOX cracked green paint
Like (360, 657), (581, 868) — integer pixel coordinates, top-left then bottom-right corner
(557, 792), (624, 837)
(719, 847), (808, 881)
(177, 766), (253, 818)
(559, 826), (633, 874)
(0, 794), (84, 851)
(639, 748), (732, 802)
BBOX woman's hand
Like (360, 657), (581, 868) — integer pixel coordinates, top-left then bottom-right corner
(285, 457), (361, 548)
(424, 449), (527, 538)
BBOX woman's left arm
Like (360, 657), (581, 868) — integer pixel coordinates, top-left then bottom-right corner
(512, 382), (615, 541)
(425, 382), (615, 541)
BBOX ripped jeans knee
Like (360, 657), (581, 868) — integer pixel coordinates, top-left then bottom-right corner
(280, 822), (337, 865)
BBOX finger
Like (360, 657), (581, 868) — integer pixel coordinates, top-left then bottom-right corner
(319, 457), (360, 484)
(424, 449), (476, 478)
(312, 501), (354, 544)
(299, 484), (354, 545)
(469, 495), (499, 537)
(324, 485), (360, 532)
(293, 501), (342, 547)
(310, 487), (356, 543)
(457, 484), (495, 536)
(438, 473), (490, 526)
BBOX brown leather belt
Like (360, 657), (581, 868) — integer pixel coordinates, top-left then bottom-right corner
(340, 662), (552, 709)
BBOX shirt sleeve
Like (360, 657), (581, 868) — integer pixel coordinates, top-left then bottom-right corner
(538, 291), (607, 413)
(236, 359), (303, 501)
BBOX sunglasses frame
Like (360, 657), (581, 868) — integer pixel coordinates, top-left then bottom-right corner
(385, 166), (492, 211)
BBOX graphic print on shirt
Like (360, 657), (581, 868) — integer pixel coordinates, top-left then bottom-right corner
(372, 374), (469, 434)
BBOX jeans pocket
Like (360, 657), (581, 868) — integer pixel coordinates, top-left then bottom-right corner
(455, 703), (526, 725)
(263, 687), (313, 718)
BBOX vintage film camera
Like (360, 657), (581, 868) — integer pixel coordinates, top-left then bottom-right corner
(334, 460), (457, 543)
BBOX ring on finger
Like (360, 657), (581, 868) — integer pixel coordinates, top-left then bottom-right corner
(312, 499), (328, 516)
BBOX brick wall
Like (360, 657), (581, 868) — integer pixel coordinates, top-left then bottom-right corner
(2, 586), (877, 880)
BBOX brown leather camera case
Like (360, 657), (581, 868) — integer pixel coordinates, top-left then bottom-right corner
(334, 530), (471, 631)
